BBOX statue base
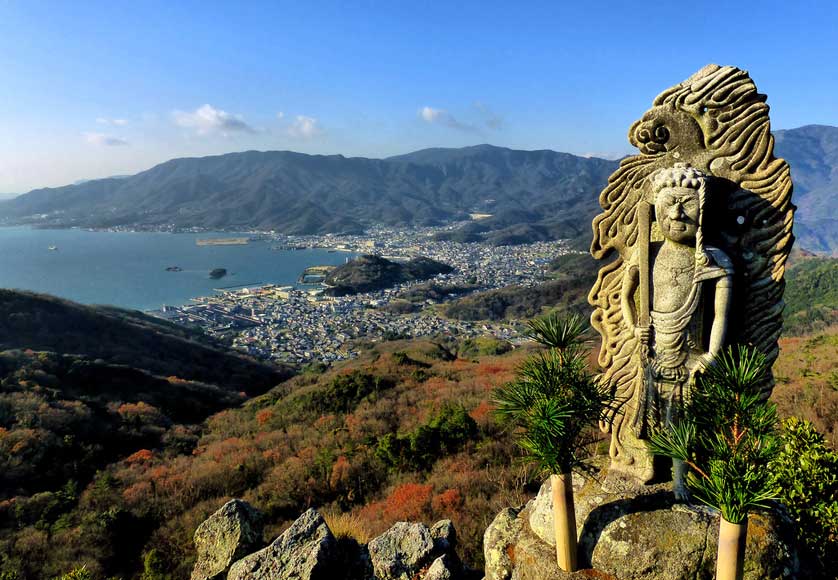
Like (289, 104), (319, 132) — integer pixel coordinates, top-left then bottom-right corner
(484, 467), (799, 580)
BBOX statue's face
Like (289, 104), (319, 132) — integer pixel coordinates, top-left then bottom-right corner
(655, 186), (700, 243)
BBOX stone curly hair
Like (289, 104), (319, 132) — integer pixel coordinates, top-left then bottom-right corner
(650, 162), (704, 192)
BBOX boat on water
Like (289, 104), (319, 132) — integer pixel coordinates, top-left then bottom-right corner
(48, 245), (58, 251)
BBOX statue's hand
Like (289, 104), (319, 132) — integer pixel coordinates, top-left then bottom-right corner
(650, 359), (664, 376)
(694, 352), (716, 374)
(634, 326), (651, 345)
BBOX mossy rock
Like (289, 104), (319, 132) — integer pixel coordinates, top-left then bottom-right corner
(485, 472), (799, 580)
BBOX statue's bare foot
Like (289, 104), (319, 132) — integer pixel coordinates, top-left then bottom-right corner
(673, 459), (690, 502)
(673, 483), (691, 502)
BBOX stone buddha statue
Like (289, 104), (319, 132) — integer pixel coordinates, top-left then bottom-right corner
(588, 65), (794, 492)
(619, 163), (733, 497)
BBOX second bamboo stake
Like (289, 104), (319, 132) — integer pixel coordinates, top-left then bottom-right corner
(551, 472), (578, 572)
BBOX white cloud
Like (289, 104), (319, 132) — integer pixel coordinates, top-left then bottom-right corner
(172, 104), (256, 136)
(420, 106), (443, 123)
(84, 132), (129, 146)
(287, 115), (323, 138)
(418, 106), (477, 132)
(96, 117), (129, 127)
(474, 101), (503, 130)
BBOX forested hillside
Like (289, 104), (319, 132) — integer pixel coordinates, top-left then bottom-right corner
(0, 290), (289, 388)
(0, 291), (289, 578)
(0, 338), (535, 578)
(782, 255), (838, 334)
(0, 257), (834, 579)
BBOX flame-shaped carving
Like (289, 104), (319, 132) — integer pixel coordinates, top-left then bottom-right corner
(588, 64), (795, 478)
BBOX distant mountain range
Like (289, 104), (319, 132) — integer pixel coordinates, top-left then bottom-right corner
(0, 145), (618, 244)
(1, 125), (835, 253)
(773, 125), (838, 253)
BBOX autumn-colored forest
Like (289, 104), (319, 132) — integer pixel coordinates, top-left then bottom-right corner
(1, 325), (835, 579)
(0, 337), (539, 578)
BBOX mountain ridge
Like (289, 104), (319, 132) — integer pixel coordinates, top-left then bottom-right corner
(774, 125), (838, 253)
(0, 143), (619, 243)
(2, 126), (836, 252)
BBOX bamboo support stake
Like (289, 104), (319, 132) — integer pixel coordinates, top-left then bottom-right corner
(717, 517), (747, 580)
(551, 473), (578, 572)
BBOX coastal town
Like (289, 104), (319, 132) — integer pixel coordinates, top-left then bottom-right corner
(150, 224), (575, 364)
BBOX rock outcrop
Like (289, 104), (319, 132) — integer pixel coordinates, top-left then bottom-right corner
(368, 521), (433, 579)
(191, 499), (264, 580)
(484, 508), (525, 580)
(424, 554), (457, 580)
(485, 472), (799, 580)
(227, 508), (337, 580)
(367, 520), (463, 580)
(192, 502), (465, 580)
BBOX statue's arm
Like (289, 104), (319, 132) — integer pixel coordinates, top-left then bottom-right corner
(707, 274), (733, 359)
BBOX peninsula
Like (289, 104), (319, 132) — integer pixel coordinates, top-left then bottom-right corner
(323, 254), (453, 296)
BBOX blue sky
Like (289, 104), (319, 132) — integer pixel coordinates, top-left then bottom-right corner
(0, 0), (835, 193)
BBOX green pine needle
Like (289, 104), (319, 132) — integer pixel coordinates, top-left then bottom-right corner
(494, 313), (613, 475)
(648, 345), (779, 523)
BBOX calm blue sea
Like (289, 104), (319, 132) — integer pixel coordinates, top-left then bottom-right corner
(0, 227), (352, 310)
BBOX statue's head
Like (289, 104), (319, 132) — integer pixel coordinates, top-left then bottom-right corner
(650, 163), (705, 244)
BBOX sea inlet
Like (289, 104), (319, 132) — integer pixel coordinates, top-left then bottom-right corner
(0, 227), (352, 311)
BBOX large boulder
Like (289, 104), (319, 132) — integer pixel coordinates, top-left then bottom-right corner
(483, 508), (524, 580)
(191, 499), (264, 580)
(367, 521), (435, 580)
(228, 508), (337, 580)
(485, 472), (800, 580)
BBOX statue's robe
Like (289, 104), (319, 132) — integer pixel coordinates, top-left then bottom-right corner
(639, 246), (733, 435)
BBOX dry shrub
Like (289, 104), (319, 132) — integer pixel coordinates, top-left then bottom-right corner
(384, 482), (433, 521)
(255, 408), (274, 426)
(321, 508), (373, 543)
(329, 455), (351, 490)
(125, 448), (154, 464)
(469, 400), (492, 425)
(432, 488), (463, 515)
